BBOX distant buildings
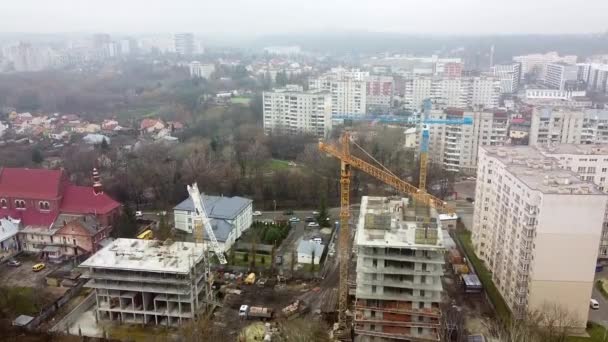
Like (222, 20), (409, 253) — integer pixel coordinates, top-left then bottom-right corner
(365, 76), (394, 112)
(490, 63), (521, 94)
(578, 63), (608, 94)
(263, 85), (332, 137)
(263, 46), (302, 55)
(174, 33), (195, 55)
(427, 109), (509, 173)
(545, 63), (579, 90)
(354, 196), (445, 342)
(173, 193), (252, 252)
(472, 145), (607, 329)
(513, 52), (577, 81)
(189, 61), (215, 79)
(80, 238), (208, 326)
(529, 107), (608, 146)
(309, 69), (367, 116)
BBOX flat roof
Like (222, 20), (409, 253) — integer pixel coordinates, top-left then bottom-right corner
(355, 196), (445, 249)
(482, 146), (604, 195)
(80, 238), (205, 274)
(539, 144), (608, 156)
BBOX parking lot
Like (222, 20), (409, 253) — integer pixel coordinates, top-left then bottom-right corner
(0, 255), (57, 288)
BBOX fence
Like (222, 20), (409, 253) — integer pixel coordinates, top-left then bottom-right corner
(50, 291), (96, 333)
(26, 279), (87, 330)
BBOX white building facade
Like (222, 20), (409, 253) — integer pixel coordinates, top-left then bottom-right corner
(263, 86), (332, 137)
(309, 72), (367, 116)
(472, 146), (607, 328)
(545, 63), (579, 90)
(513, 52), (577, 81)
(189, 62), (215, 79)
(490, 63), (521, 94)
(529, 107), (608, 146)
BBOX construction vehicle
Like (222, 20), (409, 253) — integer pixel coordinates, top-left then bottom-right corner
(239, 305), (274, 320)
(282, 299), (310, 320)
(136, 229), (153, 240)
(244, 272), (256, 285)
(318, 132), (455, 340)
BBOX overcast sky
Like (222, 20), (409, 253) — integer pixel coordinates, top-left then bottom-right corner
(1, 0), (607, 35)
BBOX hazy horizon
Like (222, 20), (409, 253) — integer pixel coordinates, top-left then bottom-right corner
(1, 0), (607, 35)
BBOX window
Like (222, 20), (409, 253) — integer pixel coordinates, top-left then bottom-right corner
(578, 166), (586, 173)
(0, 198), (6, 208)
(39, 201), (50, 210)
(589, 167), (597, 174)
(15, 200), (25, 209)
(603, 168), (607, 173)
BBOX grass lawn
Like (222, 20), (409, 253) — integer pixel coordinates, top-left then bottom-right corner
(230, 97), (251, 105)
(232, 251), (273, 268)
(455, 230), (512, 322)
(567, 322), (608, 341)
(301, 263), (321, 272)
(265, 159), (291, 172)
(0, 286), (44, 317)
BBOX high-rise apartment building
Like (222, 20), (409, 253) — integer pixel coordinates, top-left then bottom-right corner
(578, 63), (608, 94)
(426, 109), (509, 173)
(529, 107), (608, 146)
(490, 63), (521, 93)
(174, 33), (195, 55)
(189, 61), (215, 79)
(366, 76), (394, 111)
(513, 52), (577, 81)
(401, 76), (500, 111)
(354, 196), (444, 342)
(263, 85), (332, 136)
(472, 146), (607, 328)
(309, 71), (367, 116)
(545, 63), (579, 90)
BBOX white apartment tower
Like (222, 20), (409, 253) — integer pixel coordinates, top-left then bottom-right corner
(545, 63), (579, 90)
(490, 63), (521, 94)
(472, 146), (608, 328)
(263, 85), (332, 137)
(354, 196), (445, 342)
(189, 61), (215, 79)
(427, 109), (509, 173)
(174, 33), (195, 55)
(529, 107), (608, 146)
(402, 76), (499, 111)
(309, 72), (367, 116)
(513, 52), (577, 81)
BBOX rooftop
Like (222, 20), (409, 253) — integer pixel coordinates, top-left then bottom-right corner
(80, 238), (205, 274)
(297, 239), (325, 257)
(539, 144), (608, 156)
(0, 167), (65, 199)
(174, 193), (251, 220)
(60, 185), (121, 215)
(482, 146), (605, 195)
(355, 196), (445, 250)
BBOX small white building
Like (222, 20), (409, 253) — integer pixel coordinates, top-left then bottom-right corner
(83, 134), (110, 145)
(296, 240), (324, 264)
(0, 218), (20, 260)
(173, 194), (252, 252)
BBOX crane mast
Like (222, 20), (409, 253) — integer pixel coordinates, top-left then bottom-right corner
(187, 183), (228, 265)
(319, 132), (455, 340)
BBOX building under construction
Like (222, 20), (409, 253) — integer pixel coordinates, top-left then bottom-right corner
(80, 238), (208, 327)
(354, 196), (445, 342)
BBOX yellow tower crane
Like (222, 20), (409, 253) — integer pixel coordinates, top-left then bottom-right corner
(319, 131), (455, 340)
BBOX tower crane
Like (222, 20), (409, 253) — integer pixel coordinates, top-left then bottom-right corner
(187, 183), (227, 311)
(319, 132), (455, 340)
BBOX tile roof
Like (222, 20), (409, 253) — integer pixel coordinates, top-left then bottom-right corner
(0, 168), (65, 199)
(53, 214), (101, 236)
(174, 194), (252, 220)
(60, 185), (121, 215)
(0, 208), (58, 227)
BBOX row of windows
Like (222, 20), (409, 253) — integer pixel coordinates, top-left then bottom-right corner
(0, 198), (51, 210)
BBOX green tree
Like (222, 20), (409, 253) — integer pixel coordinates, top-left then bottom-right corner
(317, 196), (330, 227)
(156, 215), (172, 240)
(264, 226), (282, 244)
(112, 205), (138, 238)
(31, 148), (43, 164)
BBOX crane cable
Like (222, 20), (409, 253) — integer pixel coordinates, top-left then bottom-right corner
(350, 138), (401, 180)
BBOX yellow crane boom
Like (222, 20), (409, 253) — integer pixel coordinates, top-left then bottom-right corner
(318, 132), (455, 339)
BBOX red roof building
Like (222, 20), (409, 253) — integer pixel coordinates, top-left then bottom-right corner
(0, 167), (121, 261)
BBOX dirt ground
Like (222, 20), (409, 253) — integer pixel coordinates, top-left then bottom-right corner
(0, 255), (59, 288)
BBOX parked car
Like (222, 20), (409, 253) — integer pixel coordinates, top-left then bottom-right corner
(283, 210), (294, 215)
(311, 237), (323, 244)
(289, 217), (300, 223)
(312, 211), (320, 216)
(156, 211), (167, 216)
(32, 263), (46, 272)
(7, 259), (21, 267)
(465, 197), (474, 203)
(307, 222), (320, 228)
(135, 211), (143, 218)
(591, 298), (600, 310)
(253, 211), (262, 216)
(305, 216), (315, 222)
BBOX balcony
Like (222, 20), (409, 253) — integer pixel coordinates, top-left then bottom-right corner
(358, 265), (443, 277)
(357, 278), (443, 291)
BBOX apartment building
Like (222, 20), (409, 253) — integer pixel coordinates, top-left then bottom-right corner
(529, 107), (608, 146)
(189, 61), (215, 79)
(402, 76), (499, 111)
(513, 52), (577, 81)
(80, 239), (207, 327)
(366, 76), (394, 111)
(354, 196), (445, 342)
(545, 63), (579, 90)
(490, 63), (521, 94)
(309, 72), (367, 116)
(472, 146), (607, 328)
(174, 33), (194, 55)
(578, 63), (608, 94)
(262, 85), (332, 136)
(427, 109), (509, 173)
(536, 144), (608, 258)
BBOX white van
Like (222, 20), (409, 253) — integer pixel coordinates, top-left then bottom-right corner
(590, 298), (600, 310)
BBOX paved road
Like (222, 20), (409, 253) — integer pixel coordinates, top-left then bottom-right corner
(589, 268), (608, 327)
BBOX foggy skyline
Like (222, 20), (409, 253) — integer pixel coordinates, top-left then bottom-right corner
(1, 0), (608, 36)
